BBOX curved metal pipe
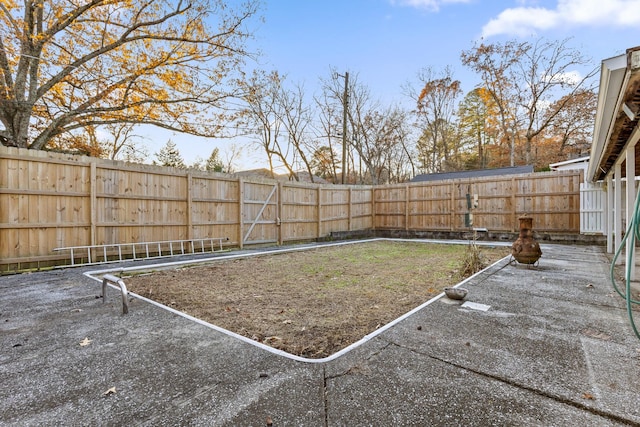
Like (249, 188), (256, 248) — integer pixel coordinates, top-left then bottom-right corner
(102, 274), (129, 315)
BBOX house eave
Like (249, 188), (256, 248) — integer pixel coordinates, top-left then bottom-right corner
(588, 47), (640, 182)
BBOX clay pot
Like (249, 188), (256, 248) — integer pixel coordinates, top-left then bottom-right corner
(512, 215), (542, 264)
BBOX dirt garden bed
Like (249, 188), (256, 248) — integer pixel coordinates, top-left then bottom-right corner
(125, 240), (510, 358)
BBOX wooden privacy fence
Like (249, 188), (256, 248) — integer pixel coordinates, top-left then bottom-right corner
(0, 146), (581, 270)
(375, 171), (581, 232)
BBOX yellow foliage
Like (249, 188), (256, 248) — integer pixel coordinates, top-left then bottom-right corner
(1, 0), (259, 149)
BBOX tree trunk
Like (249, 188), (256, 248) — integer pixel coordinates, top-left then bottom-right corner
(477, 126), (483, 168)
(15, 116), (30, 148)
(525, 136), (532, 165)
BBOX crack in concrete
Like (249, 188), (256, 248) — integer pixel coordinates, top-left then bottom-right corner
(388, 340), (640, 426)
(324, 341), (394, 381)
(322, 341), (394, 426)
(322, 365), (329, 427)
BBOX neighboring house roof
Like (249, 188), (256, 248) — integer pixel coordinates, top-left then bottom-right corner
(410, 165), (534, 183)
(295, 171), (329, 184)
(549, 156), (589, 172)
(234, 168), (279, 179)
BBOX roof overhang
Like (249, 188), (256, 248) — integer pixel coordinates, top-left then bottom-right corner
(588, 47), (640, 182)
(549, 156), (590, 170)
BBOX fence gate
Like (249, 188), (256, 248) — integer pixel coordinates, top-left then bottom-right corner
(241, 181), (279, 246)
(580, 182), (605, 234)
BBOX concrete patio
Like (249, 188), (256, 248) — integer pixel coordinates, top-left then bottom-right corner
(1, 242), (639, 426)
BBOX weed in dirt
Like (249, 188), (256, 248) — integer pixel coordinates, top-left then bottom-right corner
(461, 233), (487, 276)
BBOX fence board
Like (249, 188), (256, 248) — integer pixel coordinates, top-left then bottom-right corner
(407, 182), (451, 230)
(580, 182), (606, 234)
(350, 188), (373, 214)
(319, 187), (350, 235)
(280, 183), (319, 242)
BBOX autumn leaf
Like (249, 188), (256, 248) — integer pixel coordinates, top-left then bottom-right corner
(79, 337), (92, 347)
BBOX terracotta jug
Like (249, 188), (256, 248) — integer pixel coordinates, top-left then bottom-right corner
(512, 215), (542, 264)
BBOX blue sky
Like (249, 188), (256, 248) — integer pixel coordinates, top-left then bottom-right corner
(157, 0), (640, 169)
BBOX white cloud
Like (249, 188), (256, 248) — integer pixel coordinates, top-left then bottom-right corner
(482, 0), (640, 38)
(547, 70), (583, 86)
(532, 70), (585, 92)
(482, 7), (559, 37)
(391, 0), (472, 12)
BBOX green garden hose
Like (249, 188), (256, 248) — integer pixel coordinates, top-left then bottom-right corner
(609, 186), (640, 340)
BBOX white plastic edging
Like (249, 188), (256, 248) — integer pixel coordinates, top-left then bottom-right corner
(84, 239), (511, 364)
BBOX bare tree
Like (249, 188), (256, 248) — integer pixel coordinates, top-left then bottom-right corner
(345, 76), (387, 184)
(277, 82), (316, 182)
(221, 143), (243, 174)
(241, 70), (286, 175)
(389, 108), (417, 181)
(461, 41), (524, 166)
(99, 122), (147, 161)
(350, 105), (413, 184)
(241, 71), (317, 181)
(318, 70), (413, 184)
(313, 90), (343, 182)
(404, 67), (462, 173)
(545, 88), (597, 158)
(462, 38), (596, 167)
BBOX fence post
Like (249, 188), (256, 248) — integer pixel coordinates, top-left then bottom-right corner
(317, 186), (322, 238)
(348, 187), (353, 231)
(278, 182), (283, 245)
(511, 177), (517, 232)
(449, 182), (455, 231)
(238, 178), (244, 249)
(405, 184), (410, 231)
(371, 187), (376, 230)
(90, 161), (97, 246)
(186, 172), (193, 240)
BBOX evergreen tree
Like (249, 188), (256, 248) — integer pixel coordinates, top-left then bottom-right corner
(155, 140), (186, 169)
(205, 148), (225, 172)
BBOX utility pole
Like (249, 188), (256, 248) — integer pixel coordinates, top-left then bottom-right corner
(341, 72), (349, 185)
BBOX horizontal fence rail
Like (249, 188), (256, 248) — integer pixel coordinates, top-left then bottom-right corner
(1, 145), (582, 271)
